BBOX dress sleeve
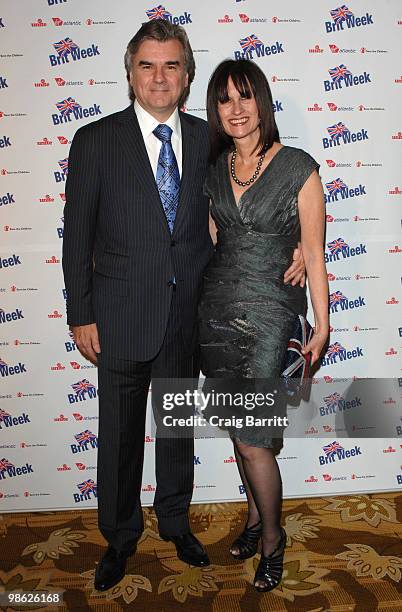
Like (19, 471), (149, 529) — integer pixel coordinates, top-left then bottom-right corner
(293, 150), (320, 194)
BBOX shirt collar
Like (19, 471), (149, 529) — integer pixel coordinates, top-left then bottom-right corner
(134, 100), (181, 140)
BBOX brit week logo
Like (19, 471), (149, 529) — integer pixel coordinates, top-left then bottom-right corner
(70, 430), (98, 454)
(0, 306), (24, 325)
(324, 237), (367, 263)
(73, 478), (97, 503)
(318, 440), (362, 465)
(52, 97), (101, 125)
(0, 458), (34, 480)
(234, 34), (284, 60)
(49, 37), (100, 66)
(54, 158), (68, 183)
(325, 177), (367, 204)
(145, 5), (192, 25)
(0, 408), (30, 430)
(319, 392), (362, 416)
(0, 358), (27, 378)
(329, 290), (366, 314)
(324, 5), (374, 33)
(68, 379), (97, 404)
(322, 121), (369, 149)
(323, 64), (372, 91)
(321, 341), (363, 366)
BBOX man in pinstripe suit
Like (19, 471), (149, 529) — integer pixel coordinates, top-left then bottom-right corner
(63, 20), (212, 590)
(63, 20), (305, 590)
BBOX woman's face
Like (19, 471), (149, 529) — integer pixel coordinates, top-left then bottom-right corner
(217, 76), (260, 142)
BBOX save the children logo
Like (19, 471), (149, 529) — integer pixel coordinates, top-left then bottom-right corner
(324, 5), (374, 33)
(145, 5), (192, 25)
(49, 37), (100, 66)
(322, 122), (369, 149)
(52, 97), (102, 125)
(323, 64), (372, 91)
(234, 34), (285, 60)
(324, 178), (367, 204)
(318, 440), (362, 465)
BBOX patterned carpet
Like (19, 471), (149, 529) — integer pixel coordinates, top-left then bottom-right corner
(0, 493), (401, 611)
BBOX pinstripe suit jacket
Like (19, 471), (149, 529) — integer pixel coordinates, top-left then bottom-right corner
(62, 105), (213, 360)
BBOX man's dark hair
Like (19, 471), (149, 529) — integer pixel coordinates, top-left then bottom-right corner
(207, 59), (280, 164)
(124, 20), (195, 108)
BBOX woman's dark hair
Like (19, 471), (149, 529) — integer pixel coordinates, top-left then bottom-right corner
(207, 59), (280, 164)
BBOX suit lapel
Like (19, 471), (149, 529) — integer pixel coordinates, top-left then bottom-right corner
(173, 111), (199, 237)
(115, 105), (170, 234)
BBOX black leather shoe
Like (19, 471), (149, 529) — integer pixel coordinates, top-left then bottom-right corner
(160, 532), (210, 567)
(94, 545), (135, 591)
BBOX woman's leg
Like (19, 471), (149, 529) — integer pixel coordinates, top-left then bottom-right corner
(230, 440), (261, 555)
(233, 438), (283, 588)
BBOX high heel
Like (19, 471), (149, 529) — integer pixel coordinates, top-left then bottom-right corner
(254, 527), (286, 592)
(230, 519), (262, 560)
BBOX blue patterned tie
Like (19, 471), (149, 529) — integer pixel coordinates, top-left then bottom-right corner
(153, 124), (180, 233)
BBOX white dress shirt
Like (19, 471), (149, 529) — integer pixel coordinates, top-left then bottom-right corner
(134, 100), (182, 178)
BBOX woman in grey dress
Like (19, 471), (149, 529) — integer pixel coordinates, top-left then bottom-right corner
(198, 60), (329, 592)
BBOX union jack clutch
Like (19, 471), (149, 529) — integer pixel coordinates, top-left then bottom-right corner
(281, 314), (313, 396)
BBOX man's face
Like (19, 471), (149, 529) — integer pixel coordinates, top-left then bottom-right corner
(129, 39), (189, 121)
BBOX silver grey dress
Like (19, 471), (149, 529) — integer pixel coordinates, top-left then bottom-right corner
(198, 146), (319, 447)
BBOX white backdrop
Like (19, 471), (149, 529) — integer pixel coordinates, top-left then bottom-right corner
(0, 0), (401, 512)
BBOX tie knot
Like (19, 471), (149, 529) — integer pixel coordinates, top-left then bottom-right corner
(153, 123), (173, 143)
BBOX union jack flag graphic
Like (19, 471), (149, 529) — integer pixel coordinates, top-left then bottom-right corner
(325, 178), (347, 194)
(53, 37), (79, 58)
(330, 5), (354, 25)
(74, 430), (97, 445)
(327, 122), (350, 140)
(281, 315), (313, 395)
(146, 5), (172, 20)
(56, 97), (81, 117)
(324, 392), (343, 409)
(323, 440), (344, 457)
(71, 379), (96, 397)
(77, 478), (97, 495)
(58, 158), (69, 175)
(329, 291), (347, 306)
(326, 342), (346, 357)
(0, 408), (11, 421)
(0, 458), (14, 472)
(328, 64), (352, 82)
(239, 34), (263, 52)
(327, 237), (349, 254)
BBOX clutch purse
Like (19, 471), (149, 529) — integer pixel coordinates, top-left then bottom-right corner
(281, 314), (313, 396)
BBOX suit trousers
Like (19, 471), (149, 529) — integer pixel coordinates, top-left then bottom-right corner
(96, 292), (195, 554)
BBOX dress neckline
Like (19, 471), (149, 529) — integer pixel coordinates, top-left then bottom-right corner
(225, 145), (287, 210)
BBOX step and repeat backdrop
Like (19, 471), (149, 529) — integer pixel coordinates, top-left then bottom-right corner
(0, 0), (401, 512)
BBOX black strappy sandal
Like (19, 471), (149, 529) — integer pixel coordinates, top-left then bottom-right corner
(254, 527), (286, 592)
(230, 519), (262, 560)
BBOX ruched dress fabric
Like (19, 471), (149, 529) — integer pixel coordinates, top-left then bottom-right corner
(198, 146), (319, 447)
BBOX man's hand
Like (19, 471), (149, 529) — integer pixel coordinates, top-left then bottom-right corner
(284, 242), (306, 287)
(71, 323), (100, 364)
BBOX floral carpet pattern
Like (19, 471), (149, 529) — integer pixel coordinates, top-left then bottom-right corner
(0, 493), (401, 611)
